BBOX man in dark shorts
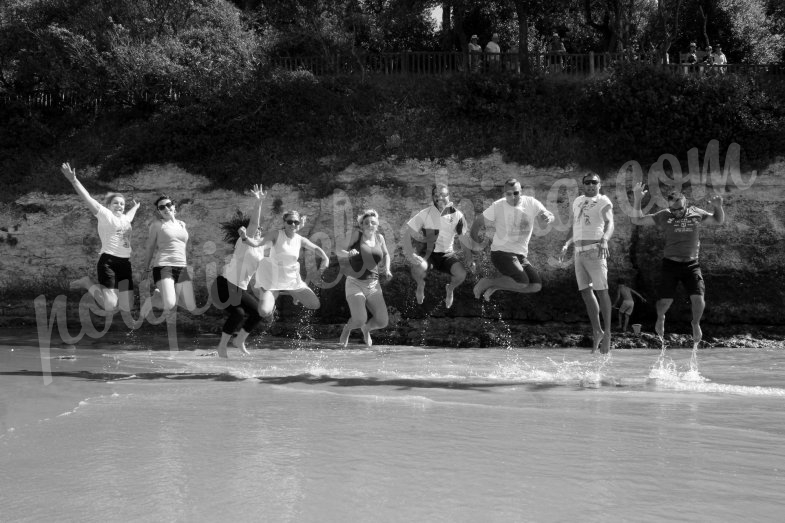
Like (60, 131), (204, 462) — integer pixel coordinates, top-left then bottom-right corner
(631, 182), (725, 347)
(470, 178), (554, 300)
(403, 183), (474, 308)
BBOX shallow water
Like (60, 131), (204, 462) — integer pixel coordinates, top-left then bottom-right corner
(2, 329), (784, 522)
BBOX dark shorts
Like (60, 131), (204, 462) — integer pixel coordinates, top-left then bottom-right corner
(490, 251), (541, 284)
(97, 253), (134, 291)
(428, 252), (462, 274)
(659, 258), (705, 298)
(153, 266), (192, 285)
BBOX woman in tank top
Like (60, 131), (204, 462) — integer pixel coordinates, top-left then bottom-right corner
(244, 209), (330, 321)
(211, 185), (267, 358)
(61, 162), (141, 313)
(142, 194), (197, 315)
(338, 209), (392, 347)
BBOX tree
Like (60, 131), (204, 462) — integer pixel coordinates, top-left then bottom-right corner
(0, 0), (260, 101)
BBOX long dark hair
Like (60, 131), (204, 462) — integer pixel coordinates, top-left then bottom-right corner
(219, 211), (251, 245)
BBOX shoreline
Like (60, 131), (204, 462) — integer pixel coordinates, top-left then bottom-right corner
(2, 305), (783, 350)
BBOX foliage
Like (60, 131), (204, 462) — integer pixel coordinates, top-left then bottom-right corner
(0, 0), (260, 101)
(578, 62), (785, 167)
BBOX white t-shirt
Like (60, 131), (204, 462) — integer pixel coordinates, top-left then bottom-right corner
(482, 196), (547, 256)
(571, 195), (612, 241)
(96, 206), (132, 258)
(406, 205), (467, 254)
(223, 239), (265, 290)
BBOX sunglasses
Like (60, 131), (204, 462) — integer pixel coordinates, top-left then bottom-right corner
(583, 180), (599, 185)
(667, 194), (683, 201)
(157, 202), (173, 211)
(506, 191), (521, 196)
(285, 219), (300, 226)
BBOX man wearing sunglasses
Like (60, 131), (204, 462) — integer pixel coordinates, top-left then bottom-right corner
(631, 182), (725, 348)
(559, 172), (614, 354)
(470, 178), (554, 301)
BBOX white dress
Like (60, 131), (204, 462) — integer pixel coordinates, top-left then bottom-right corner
(255, 230), (308, 291)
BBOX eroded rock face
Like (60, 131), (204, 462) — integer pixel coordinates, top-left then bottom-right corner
(2, 154), (784, 330)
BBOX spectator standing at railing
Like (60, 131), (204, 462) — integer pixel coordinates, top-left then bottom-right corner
(685, 42), (698, 64)
(550, 33), (566, 72)
(712, 44), (727, 73)
(468, 34), (482, 72)
(485, 33), (501, 71)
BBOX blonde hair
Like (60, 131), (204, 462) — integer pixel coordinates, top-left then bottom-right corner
(356, 209), (379, 228)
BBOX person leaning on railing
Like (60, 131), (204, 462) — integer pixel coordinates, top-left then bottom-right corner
(712, 44), (727, 74)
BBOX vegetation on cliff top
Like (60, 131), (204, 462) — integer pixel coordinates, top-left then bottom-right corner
(2, 62), (784, 202)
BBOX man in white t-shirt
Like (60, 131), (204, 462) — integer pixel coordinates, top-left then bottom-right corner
(559, 172), (615, 353)
(403, 183), (474, 308)
(470, 178), (554, 300)
(485, 33), (501, 71)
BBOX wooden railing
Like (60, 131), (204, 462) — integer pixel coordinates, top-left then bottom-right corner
(2, 52), (782, 111)
(268, 51), (785, 79)
(267, 51), (633, 77)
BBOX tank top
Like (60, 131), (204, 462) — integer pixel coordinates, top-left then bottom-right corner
(223, 238), (264, 290)
(346, 233), (384, 280)
(155, 220), (188, 267)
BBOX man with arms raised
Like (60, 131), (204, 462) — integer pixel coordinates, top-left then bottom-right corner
(631, 183), (725, 348)
(471, 178), (554, 301)
(559, 172), (614, 353)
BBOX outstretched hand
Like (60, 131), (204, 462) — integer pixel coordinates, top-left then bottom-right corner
(707, 194), (723, 209)
(632, 182), (647, 199)
(249, 184), (266, 199)
(238, 226), (248, 239)
(61, 162), (76, 182)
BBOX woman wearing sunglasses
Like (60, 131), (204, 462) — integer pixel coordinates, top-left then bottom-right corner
(61, 162), (141, 313)
(243, 209), (330, 321)
(141, 194), (197, 316)
(337, 209), (392, 347)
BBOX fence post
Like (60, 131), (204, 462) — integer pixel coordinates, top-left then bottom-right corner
(589, 51), (595, 76)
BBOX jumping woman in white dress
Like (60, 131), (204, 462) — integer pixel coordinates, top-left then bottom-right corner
(242, 210), (329, 320)
(61, 162), (141, 313)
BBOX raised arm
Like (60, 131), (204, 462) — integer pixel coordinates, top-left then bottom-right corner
(702, 194), (725, 226)
(630, 182), (657, 226)
(125, 199), (140, 222)
(61, 162), (101, 215)
(247, 184), (266, 233)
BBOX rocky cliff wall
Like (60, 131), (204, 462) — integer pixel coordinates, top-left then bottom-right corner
(1, 153), (784, 335)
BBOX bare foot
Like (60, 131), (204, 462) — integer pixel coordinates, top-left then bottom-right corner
(415, 283), (425, 305)
(655, 315), (665, 339)
(360, 324), (373, 347)
(445, 284), (454, 309)
(483, 287), (498, 302)
(339, 323), (352, 348)
(230, 337), (250, 356)
(691, 321), (702, 349)
(600, 333), (611, 354)
(592, 329), (605, 353)
(69, 276), (92, 291)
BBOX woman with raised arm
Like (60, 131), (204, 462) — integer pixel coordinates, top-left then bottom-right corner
(338, 209), (392, 348)
(141, 194), (197, 316)
(243, 209), (329, 321)
(211, 185), (267, 358)
(61, 162), (141, 313)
